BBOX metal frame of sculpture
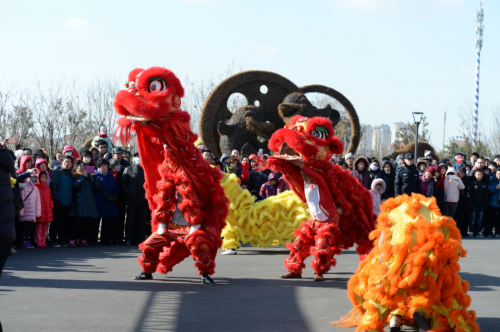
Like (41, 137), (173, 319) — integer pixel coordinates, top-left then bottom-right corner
(199, 70), (361, 156)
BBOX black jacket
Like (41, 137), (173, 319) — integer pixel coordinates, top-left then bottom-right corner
(247, 169), (272, 198)
(377, 161), (395, 199)
(72, 174), (100, 218)
(468, 179), (488, 206)
(394, 164), (420, 196)
(0, 149), (16, 244)
(122, 164), (147, 205)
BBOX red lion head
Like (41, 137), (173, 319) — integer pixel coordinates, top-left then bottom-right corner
(268, 115), (343, 167)
(114, 66), (185, 144)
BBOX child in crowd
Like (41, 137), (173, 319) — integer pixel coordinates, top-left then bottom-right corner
(420, 167), (436, 197)
(19, 171), (41, 248)
(35, 158), (51, 186)
(35, 172), (53, 247)
(259, 172), (279, 199)
(94, 158), (119, 245)
(49, 155), (74, 247)
(442, 167), (465, 218)
(70, 161), (100, 247)
(370, 178), (386, 215)
(468, 169), (489, 238)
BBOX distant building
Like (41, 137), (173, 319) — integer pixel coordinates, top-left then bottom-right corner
(392, 122), (406, 144)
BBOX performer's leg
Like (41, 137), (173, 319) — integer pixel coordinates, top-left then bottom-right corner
(311, 222), (337, 277)
(185, 230), (216, 276)
(283, 221), (315, 275)
(157, 239), (191, 274)
(137, 233), (172, 274)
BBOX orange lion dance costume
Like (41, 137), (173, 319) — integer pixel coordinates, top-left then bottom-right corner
(333, 194), (479, 332)
(266, 115), (376, 281)
(114, 67), (228, 285)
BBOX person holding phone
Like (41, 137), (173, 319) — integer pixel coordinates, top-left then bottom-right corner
(442, 167), (465, 218)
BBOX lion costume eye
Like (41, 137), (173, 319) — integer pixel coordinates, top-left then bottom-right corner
(148, 77), (167, 93)
(311, 126), (329, 139)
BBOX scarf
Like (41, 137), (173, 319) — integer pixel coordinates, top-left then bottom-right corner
(422, 178), (434, 197)
(97, 134), (108, 138)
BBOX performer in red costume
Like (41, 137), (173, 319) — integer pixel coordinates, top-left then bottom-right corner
(114, 67), (228, 285)
(266, 116), (376, 281)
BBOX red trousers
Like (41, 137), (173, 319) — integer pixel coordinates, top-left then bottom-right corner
(284, 216), (340, 275)
(35, 223), (49, 246)
(138, 225), (216, 275)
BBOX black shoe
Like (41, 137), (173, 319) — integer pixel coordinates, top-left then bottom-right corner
(125, 240), (131, 246)
(134, 272), (153, 280)
(201, 274), (217, 285)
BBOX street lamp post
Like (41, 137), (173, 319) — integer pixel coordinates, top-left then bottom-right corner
(412, 112), (424, 159)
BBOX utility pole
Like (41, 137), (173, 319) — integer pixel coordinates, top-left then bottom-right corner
(472, 0), (484, 149)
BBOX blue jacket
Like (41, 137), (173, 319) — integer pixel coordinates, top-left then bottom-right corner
(94, 170), (119, 218)
(488, 176), (500, 207)
(50, 168), (73, 207)
(73, 173), (100, 218)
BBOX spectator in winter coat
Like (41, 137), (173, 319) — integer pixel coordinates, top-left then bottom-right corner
(259, 172), (279, 199)
(433, 164), (447, 210)
(248, 154), (259, 170)
(420, 167), (436, 198)
(442, 167), (465, 218)
(456, 166), (471, 237)
(111, 147), (131, 244)
(368, 160), (382, 180)
(351, 157), (372, 190)
(377, 160), (395, 199)
(80, 148), (96, 167)
(94, 158), (119, 245)
(247, 168), (272, 200)
(201, 149), (214, 164)
(50, 152), (64, 170)
(49, 155), (74, 247)
(344, 152), (355, 171)
(35, 158), (51, 186)
(469, 157), (492, 182)
(469, 152), (479, 167)
(70, 161), (100, 247)
(416, 160), (427, 177)
(395, 154), (420, 197)
(395, 154), (405, 171)
(277, 176), (290, 194)
(35, 172), (53, 248)
(468, 169), (489, 238)
(62, 145), (80, 167)
(0, 143), (16, 276)
(486, 169), (500, 237)
(240, 155), (251, 187)
(370, 178), (386, 215)
(16, 155), (34, 183)
(122, 153), (148, 246)
(19, 172), (41, 248)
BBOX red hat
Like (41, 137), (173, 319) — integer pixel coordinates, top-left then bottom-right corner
(425, 166), (436, 175)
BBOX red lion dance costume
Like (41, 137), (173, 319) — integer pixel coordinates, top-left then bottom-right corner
(114, 67), (228, 285)
(266, 115), (376, 281)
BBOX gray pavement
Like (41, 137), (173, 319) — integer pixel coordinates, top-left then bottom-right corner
(1, 238), (499, 332)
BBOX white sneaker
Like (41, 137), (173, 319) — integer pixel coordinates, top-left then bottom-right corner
(495, 234), (500, 238)
(11, 247), (17, 254)
(157, 223), (166, 235)
(468, 232), (473, 238)
(221, 249), (237, 255)
(477, 232), (484, 238)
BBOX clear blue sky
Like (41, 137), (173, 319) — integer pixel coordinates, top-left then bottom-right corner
(1, 0), (498, 150)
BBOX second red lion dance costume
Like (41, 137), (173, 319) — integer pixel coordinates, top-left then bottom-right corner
(267, 116), (376, 281)
(114, 67), (228, 285)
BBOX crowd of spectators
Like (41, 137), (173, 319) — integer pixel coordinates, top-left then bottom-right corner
(1, 138), (149, 256)
(339, 151), (500, 239)
(3, 137), (499, 262)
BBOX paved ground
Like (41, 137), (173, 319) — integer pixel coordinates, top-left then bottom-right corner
(1, 238), (499, 332)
